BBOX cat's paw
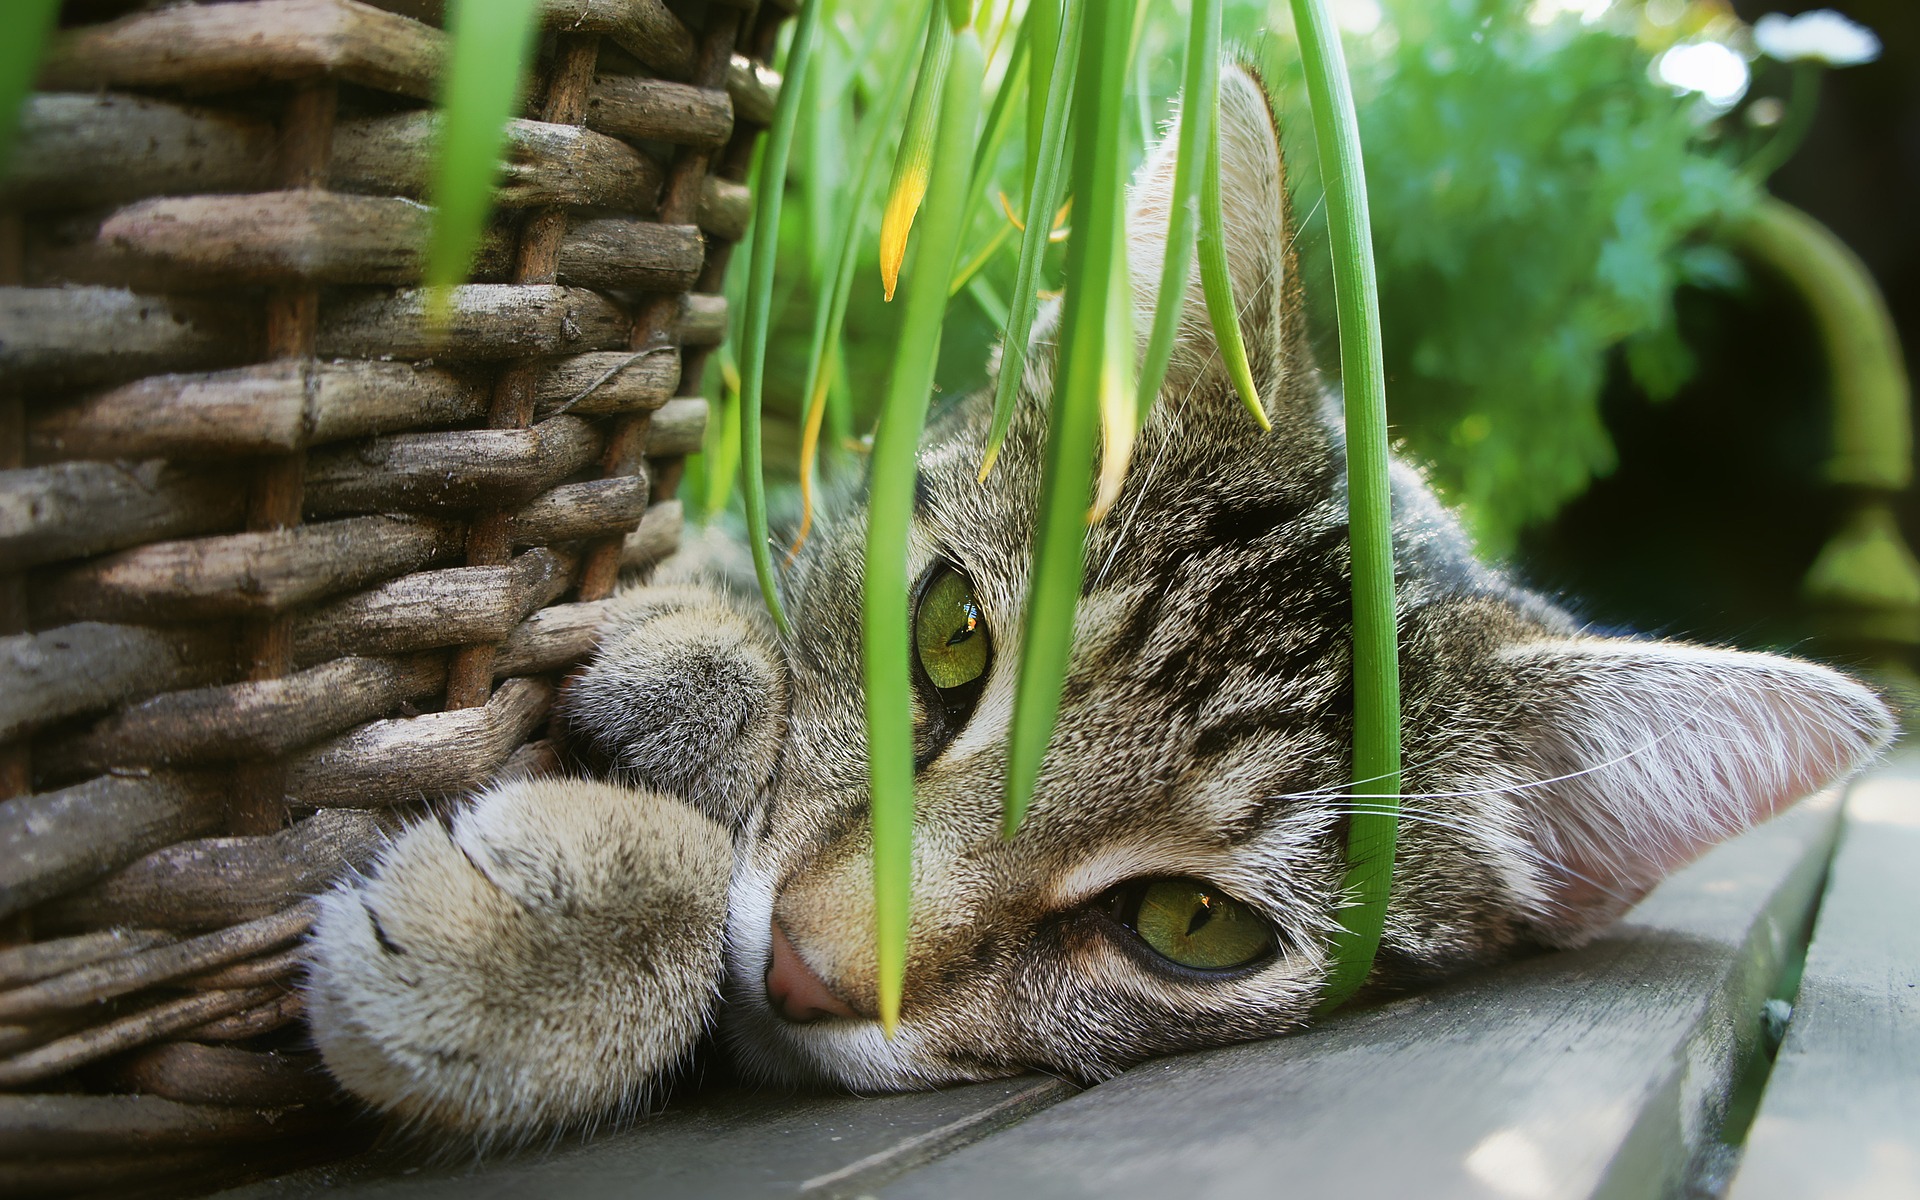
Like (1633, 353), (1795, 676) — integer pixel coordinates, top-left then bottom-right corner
(562, 583), (787, 830)
(305, 778), (731, 1140)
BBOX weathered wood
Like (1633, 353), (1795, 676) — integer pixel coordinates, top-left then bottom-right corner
(557, 218), (705, 293)
(0, 623), (232, 743)
(0, 93), (275, 208)
(187, 942), (306, 990)
(228, 1076), (1074, 1199)
(1728, 767), (1920, 1200)
(0, 983), (280, 1087)
(188, 986), (305, 1041)
(699, 176), (752, 243)
(493, 599), (613, 679)
(540, 0), (694, 79)
(285, 677), (552, 806)
(646, 396), (708, 458)
(677, 291), (728, 346)
(316, 284), (629, 361)
(0, 902), (314, 1021)
(492, 736), (563, 784)
(0, 771), (225, 920)
(293, 547), (573, 663)
(36, 808), (386, 933)
(879, 792), (1848, 1200)
(586, 74), (732, 149)
(509, 474), (649, 548)
(0, 1091), (327, 1155)
(532, 347), (680, 418)
(332, 111), (662, 212)
(0, 286), (255, 388)
(33, 514), (463, 624)
(728, 52), (779, 126)
(31, 359), (490, 462)
(304, 414), (602, 515)
(37, 0), (447, 101)
(0, 459), (243, 570)
(114, 1043), (338, 1110)
(0, 928), (172, 991)
(39, 655), (447, 776)
(68, 191), (500, 287)
(622, 497), (683, 571)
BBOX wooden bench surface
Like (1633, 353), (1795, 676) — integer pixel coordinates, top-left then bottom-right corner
(225, 759), (1917, 1200)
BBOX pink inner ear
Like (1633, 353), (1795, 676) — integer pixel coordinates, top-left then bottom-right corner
(1496, 639), (1891, 945)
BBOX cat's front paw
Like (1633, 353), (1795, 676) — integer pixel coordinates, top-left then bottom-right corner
(562, 584), (787, 830)
(305, 778), (731, 1140)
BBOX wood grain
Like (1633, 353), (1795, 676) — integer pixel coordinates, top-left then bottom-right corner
(1727, 766), (1920, 1200)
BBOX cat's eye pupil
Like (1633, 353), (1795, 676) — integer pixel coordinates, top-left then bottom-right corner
(914, 568), (992, 695)
(1123, 879), (1274, 972)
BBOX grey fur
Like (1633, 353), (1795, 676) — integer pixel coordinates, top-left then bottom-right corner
(306, 65), (1894, 1135)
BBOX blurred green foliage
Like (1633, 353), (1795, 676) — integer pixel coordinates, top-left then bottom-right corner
(712, 0), (1766, 552)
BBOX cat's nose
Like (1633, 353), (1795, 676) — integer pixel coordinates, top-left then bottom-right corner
(766, 920), (863, 1022)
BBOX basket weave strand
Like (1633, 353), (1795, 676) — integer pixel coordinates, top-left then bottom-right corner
(0, 0), (792, 1191)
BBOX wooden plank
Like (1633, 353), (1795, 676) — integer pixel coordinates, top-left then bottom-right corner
(877, 791), (1847, 1200)
(217, 1076), (1074, 1200)
(1726, 764), (1920, 1200)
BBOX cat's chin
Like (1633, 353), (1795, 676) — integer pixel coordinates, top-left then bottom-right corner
(719, 852), (1014, 1092)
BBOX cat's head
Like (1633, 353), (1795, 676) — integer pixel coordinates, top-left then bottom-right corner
(719, 66), (1893, 1089)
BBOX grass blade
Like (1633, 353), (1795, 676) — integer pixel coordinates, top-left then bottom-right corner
(1197, 82), (1273, 433)
(978, 0), (1085, 480)
(0, 0), (59, 173)
(426, 0), (543, 301)
(866, 20), (985, 1035)
(792, 0), (932, 555)
(879, 17), (955, 301)
(1002, 0), (1131, 837)
(1133, 0), (1219, 427)
(1288, 0), (1400, 1012)
(737, 0), (827, 639)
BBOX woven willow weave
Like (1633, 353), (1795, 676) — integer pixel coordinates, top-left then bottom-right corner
(0, 0), (790, 1191)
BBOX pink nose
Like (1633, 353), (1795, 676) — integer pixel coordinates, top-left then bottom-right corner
(766, 921), (861, 1023)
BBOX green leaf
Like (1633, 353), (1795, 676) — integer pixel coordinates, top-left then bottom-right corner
(1288, 0), (1401, 1015)
(1002, 0), (1131, 837)
(866, 21), (985, 1035)
(978, 0), (1084, 480)
(738, 0), (828, 640)
(425, 0), (543, 299)
(793, 0), (932, 554)
(1133, 0), (1221, 428)
(0, 0), (59, 175)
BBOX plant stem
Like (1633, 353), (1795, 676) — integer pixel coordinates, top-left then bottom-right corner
(866, 20), (984, 1035)
(1289, 0), (1401, 1014)
(1002, 0), (1131, 837)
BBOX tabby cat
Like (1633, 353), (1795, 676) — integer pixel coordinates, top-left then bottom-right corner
(305, 66), (1892, 1140)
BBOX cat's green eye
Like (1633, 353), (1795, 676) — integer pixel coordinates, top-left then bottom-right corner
(1122, 879), (1275, 972)
(913, 566), (991, 694)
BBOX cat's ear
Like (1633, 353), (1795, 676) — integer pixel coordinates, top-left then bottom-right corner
(1126, 62), (1302, 422)
(1493, 639), (1892, 945)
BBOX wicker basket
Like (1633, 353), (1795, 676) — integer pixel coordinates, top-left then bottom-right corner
(0, 0), (789, 1191)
